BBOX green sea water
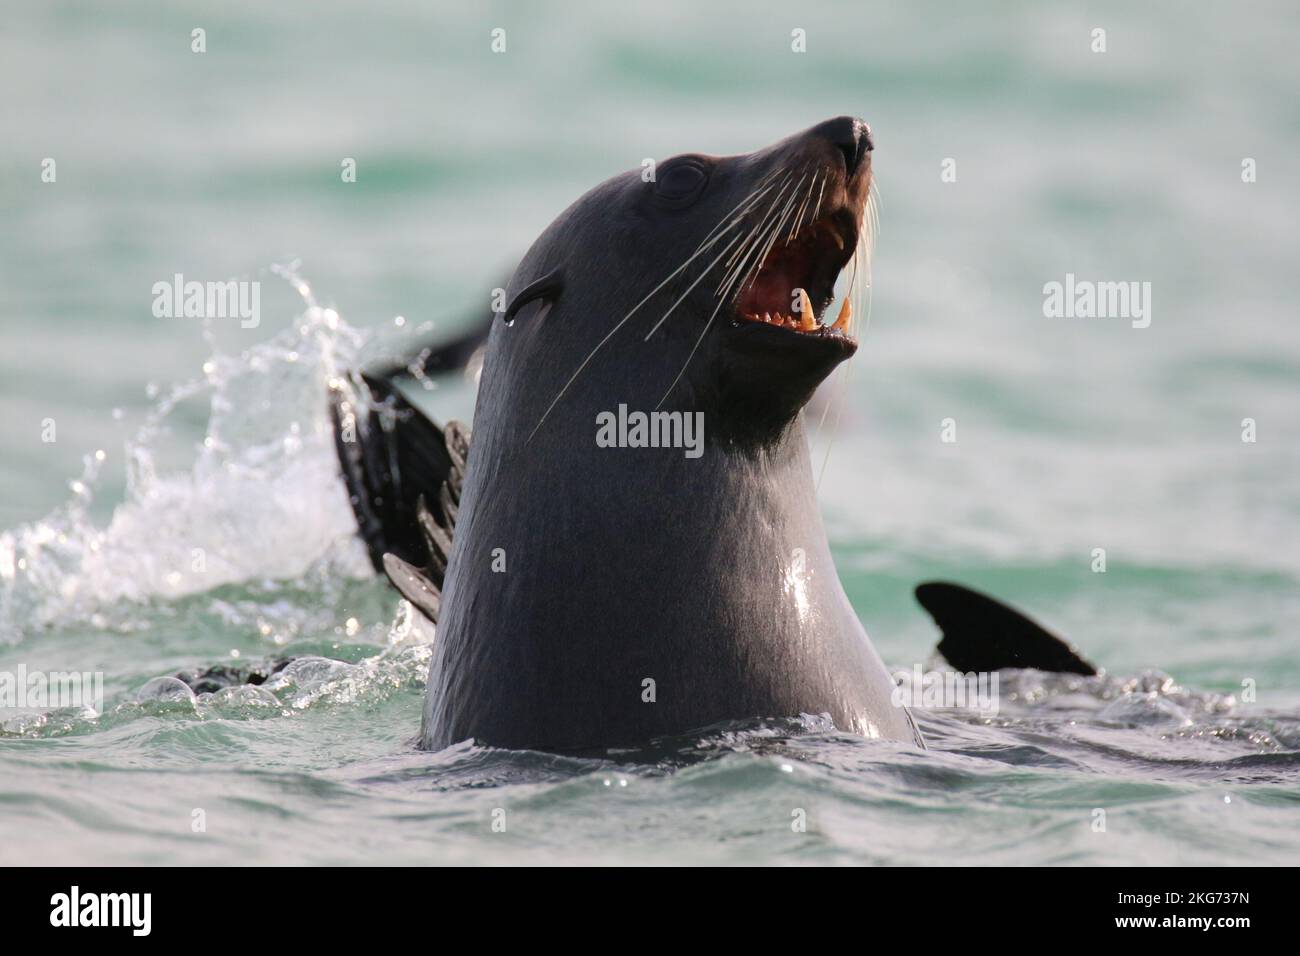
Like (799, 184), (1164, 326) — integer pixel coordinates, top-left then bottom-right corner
(1, 1), (1298, 865)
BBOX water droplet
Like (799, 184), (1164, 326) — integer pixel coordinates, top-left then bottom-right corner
(135, 677), (196, 705)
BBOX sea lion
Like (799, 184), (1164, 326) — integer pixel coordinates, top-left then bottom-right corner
(329, 116), (936, 752)
(322, 118), (900, 753)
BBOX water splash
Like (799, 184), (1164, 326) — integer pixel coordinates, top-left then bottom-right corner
(0, 264), (377, 640)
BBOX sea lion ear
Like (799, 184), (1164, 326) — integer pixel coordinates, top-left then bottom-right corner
(502, 267), (565, 323)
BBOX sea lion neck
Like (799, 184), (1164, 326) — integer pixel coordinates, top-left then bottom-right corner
(424, 412), (874, 752)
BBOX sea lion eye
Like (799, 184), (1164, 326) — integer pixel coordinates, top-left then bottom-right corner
(655, 159), (709, 204)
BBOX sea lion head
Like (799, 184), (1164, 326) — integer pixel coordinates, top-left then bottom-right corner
(494, 116), (875, 448)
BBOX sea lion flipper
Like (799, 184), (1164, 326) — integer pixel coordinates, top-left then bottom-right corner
(328, 372), (451, 573)
(914, 581), (1098, 676)
(415, 495), (452, 579)
(383, 553), (441, 624)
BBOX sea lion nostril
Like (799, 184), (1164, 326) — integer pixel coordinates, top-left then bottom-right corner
(814, 116), (871, 176)
(836, 140), (861, 175)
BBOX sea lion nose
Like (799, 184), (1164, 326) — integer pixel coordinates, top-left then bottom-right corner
(812, 116), (873, 176)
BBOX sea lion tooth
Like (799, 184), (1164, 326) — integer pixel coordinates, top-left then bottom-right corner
(832, 295), (852, 331)
(796, 290), (817, 331)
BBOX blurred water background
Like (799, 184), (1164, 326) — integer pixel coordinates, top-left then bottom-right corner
(1, 1), (1297, 865)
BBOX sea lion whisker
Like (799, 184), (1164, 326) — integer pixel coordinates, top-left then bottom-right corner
(787, 170), (819, 244)
(525, 228), (747, 444)
(722, 183), (793, 302)
(627, 189), (769, 331)
(717, 208), (779, 296)
(721, 200), (780, 275)
(703, 193), (774, 259)
(689, 170), (784, 258)
(780, 174), (811, 244)
(656, 182), (795, 407)
(653, 291), (731, 411)
(815, 179), (872, 442)
(815, 247), (859, 485)
(717, 211), (776, 304)
(859, 182), (877, 338)
(723, 171), (793, 271)
(814, 345), (854, 491)
(811, 174), (827, 226)
(861, 250), (874, 339)
(524, 173), (791, 441)
(773, 171), (808, 237)
(737, 173), (806, 299)
(718, 174), (797, 293)
(640, 229), (747, 341)
(868, 178), (881, 245)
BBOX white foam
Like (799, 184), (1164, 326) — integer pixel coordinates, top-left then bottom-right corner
(0, 265), (377, 639)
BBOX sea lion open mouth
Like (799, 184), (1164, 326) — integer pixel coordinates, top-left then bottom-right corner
(721, 119), (873, 353)
(733, 206), (860, 338)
